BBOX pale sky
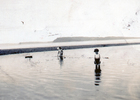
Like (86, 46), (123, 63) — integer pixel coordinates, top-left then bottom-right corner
(0, 0), (140, 43)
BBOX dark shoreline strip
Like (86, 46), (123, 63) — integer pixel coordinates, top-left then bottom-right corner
(0, 42), (140, 55)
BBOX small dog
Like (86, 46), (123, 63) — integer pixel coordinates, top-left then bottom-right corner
(25, 56), (32, 58)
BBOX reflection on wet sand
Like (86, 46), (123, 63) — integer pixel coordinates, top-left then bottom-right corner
(95, 65), (101, 86)
(58, 57), (64, 69)
(1, 45), (140, 100)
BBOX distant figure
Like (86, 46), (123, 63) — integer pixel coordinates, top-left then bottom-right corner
(57, 47), (63, 59)
(94, 48), (101, 69)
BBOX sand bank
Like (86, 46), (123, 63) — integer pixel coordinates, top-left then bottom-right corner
(0, 39), (140, 55)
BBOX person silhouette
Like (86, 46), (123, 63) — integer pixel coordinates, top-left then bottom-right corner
(57, 47), (63, 59)
(94, 48), (101, 70)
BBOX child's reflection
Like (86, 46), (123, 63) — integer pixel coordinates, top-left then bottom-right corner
(95, 67), (101, 86)
(59, 57), (63, 69)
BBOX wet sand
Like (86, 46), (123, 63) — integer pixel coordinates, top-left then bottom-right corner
(0, 45), (140, 100)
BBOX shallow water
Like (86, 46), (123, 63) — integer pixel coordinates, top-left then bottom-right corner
(0, 45), (140, 100)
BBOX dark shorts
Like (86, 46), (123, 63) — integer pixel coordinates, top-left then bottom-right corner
(95, 59), (100, 64)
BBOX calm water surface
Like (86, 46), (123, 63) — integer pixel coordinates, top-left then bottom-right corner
(0, 45), (140, 100)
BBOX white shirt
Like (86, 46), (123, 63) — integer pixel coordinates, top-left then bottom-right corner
(94, 53), (100, 59)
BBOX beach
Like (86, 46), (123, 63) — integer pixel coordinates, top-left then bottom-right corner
(0, 44), (140, 100)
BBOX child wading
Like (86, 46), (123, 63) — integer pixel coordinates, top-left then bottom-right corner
(94, 48), (101, 69)
(57, 47), (63, 59)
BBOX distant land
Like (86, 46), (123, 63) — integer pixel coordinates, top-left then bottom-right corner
(53, 37), (140, 42)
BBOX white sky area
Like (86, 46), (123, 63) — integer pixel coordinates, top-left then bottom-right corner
(0, 0), (140, 43)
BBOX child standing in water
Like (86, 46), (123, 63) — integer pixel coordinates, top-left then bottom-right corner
(94, 48), (101, 69)
(57, 47), (63, 59)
